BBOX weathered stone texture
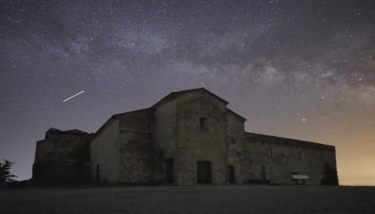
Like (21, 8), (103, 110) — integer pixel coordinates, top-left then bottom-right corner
(154, 98), (178, 182)
(117, 109), (160, 183)
(155, 99), (177, 159)
(242, 133), (337, 185)
(33, 128), (92, 182)
(90, 119), (119, 183)
(226, 110), (247, 184)
(175, 90), (228, 185)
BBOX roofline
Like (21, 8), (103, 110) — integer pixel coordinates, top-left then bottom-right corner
(63, 129), (90, 134)
(88, 108), (152, 143)
(88, 115), (118, 143)
(227, 108), (246, 121)
(112, 108), (152, 117)
(151, 92), (178, 110)
(152, 87), (229, 110)
(89, 88), (240, 142)
(245, 132), (335, 151)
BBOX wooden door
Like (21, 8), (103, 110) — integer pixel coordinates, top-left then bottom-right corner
(197, 161), (211, 184)
(228, 166), (235, 184)
(165, 159), (174, 183)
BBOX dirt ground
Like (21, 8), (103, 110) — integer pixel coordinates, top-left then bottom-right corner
(1, 185), (374, 214)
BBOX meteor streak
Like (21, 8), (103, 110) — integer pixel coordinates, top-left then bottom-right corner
(63, 91), (85, 102)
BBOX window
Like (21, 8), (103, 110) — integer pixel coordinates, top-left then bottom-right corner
(300, 151), (305, 161)
(269, 149), (273, 159)
(200, 117), (207, 129)
(96, 164), (100, 183)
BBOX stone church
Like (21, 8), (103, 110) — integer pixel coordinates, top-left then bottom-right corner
(33, 88), (338, 185)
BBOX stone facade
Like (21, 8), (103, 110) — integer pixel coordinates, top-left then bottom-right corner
(33, 88), (338, 185)
(33, 128), (92, 183)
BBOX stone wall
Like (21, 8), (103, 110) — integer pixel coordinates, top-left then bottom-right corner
(33, 128), (92, 183)
(243, 133), (337, 185)
(226, 110), (247, 184)
(117, 109), (161, 184)
(154, 98), (178, 183)
(90, 118), (120, 183)
(175, 90), (228, 185)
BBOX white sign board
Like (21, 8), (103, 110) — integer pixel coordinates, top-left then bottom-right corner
(292, 175), (309, 179)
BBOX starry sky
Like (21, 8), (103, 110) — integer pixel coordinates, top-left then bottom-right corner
(1, 0), (374, 186)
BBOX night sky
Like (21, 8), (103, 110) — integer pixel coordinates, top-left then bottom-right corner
(1, 0), (374, 185)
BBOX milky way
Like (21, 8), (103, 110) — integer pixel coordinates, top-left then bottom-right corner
(1, 1), (374, 185)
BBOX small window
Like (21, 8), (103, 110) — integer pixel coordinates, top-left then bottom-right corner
(269, 149), (273, 159)
(96, 164), (100, 183)
(300, 151), (305, 161)
(200, 117), (207, 129)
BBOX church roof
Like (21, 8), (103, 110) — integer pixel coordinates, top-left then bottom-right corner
(227, 108), (246, 121)
(245, 132), (335, 151)
(63, 129), (88, 133)
(152, 88), (229, 110)
(88, 108), (151, 143)
(47, 128), (89, 134)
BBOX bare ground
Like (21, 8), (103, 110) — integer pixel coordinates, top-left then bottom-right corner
(1, 185), (374, 214)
